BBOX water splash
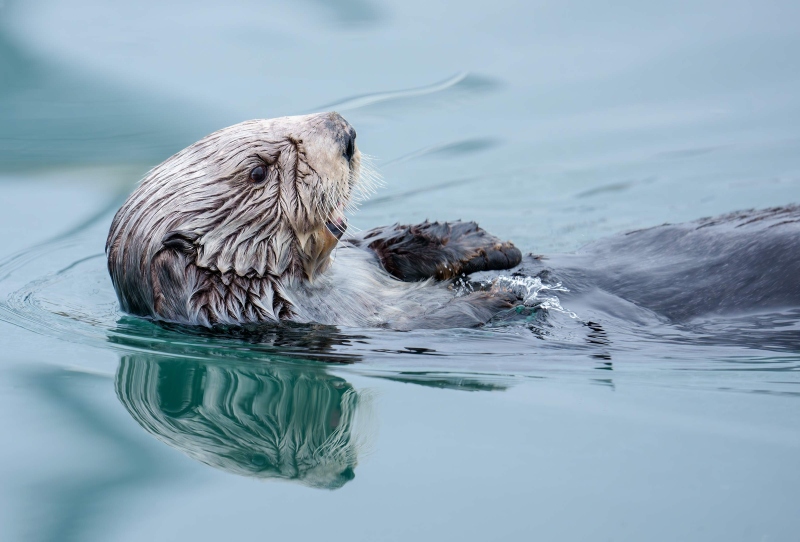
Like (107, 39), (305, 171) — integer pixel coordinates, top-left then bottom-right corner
(455, 274), (579, 319)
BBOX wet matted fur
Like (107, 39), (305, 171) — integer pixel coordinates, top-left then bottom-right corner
(107, 112), (522, 329)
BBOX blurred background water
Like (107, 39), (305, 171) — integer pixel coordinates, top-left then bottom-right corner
(1, 1), (799, 541)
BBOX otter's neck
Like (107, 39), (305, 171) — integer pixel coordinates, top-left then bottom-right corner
(185, 266), (293, 326)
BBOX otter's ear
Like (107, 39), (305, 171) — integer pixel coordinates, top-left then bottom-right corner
(162, 230), (200, 255)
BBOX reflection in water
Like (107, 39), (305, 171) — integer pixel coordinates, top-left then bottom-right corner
(115, 355), (369, 489)
(154, 321), (364, 364)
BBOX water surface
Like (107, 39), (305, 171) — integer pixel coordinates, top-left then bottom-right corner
(1, 1), (800, 541)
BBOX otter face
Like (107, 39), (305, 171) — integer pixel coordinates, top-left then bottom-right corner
(178, 112), (359, 278)
(107, 112), (367, 323)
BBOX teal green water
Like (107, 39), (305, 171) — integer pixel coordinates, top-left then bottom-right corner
(1, 1), (800, 540)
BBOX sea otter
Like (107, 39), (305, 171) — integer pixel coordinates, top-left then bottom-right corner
(106, 112), (522, 329)
(107, 112), (800, 330)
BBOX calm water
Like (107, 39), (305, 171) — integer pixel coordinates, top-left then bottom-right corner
(2, 1), (800, 540)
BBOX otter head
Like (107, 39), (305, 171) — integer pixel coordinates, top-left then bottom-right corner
(107, 112), (362, 325)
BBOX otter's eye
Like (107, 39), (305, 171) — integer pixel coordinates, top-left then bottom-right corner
(249, 165), (267, 183)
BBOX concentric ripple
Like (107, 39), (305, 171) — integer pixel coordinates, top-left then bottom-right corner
(1, 217), (799, 393)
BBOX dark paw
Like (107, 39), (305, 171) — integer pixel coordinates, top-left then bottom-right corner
(427, 220), (522, 280)
(457, 241), (522, 278)
(359, 220), (522, 282)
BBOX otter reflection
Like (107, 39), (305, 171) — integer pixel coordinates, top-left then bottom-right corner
(115, 356), (366, 489)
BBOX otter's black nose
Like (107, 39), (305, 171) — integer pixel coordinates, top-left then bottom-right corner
(340, 467), (355, 481)
(343, 128), (356, 162)
(326, 112), (357, 162)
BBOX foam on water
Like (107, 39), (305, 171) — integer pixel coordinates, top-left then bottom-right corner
(486, 275), (579, 319)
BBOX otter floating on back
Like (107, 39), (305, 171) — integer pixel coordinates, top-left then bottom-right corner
(107, 112), (800, 330)
(106, 112), (521, 329)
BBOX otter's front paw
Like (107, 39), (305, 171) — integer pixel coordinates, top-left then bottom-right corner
(357, 220), (522, 282)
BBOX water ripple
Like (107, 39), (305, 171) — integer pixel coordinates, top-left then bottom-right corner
(313, 72), (500, 113)
(0, 224), (798, 393)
